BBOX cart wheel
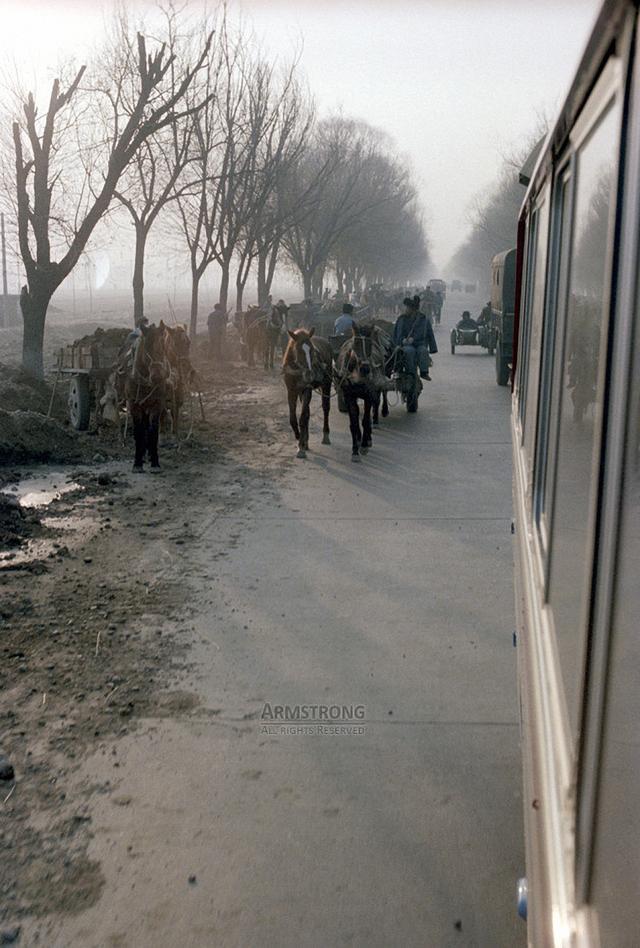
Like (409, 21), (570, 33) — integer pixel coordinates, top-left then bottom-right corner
(69, 376), (91, 430)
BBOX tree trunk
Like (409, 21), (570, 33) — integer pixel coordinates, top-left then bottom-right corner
(132, 224), (147, 325)
(20, 284), (51, 379)
(189, 266), (201, 340)
(302, 270), (312, 299)
(257, 250), (267, 305)
(219, 261), (230, 310)
(264, 240), (280, 299)
(235, 274), (245, 313)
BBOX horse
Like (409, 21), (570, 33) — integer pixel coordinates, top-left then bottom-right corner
(263, 308), (284, 370)
(161, 321), (194, 435)
(119, 324), (168, 472)
(282, 328), (333, 459)
(335, 326), (378, 462)
(242, 307), (264, 367)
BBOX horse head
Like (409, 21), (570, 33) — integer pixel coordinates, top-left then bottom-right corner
(344, 324), (373, 379)
(138, 323), (167, 387)
(283, 327), (322, 386)
(161, 321), (191, 364)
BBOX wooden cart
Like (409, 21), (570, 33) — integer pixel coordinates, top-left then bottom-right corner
(58, 328), (130, 430)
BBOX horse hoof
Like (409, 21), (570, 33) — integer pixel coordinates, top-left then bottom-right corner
(361, 447), (369, 455)
(351, 454), (361, 463)
(296, 449), (307, 459)
(322, 435), (331, 445)
(149, 464), (162, 474)
(132, 464), (144, 473)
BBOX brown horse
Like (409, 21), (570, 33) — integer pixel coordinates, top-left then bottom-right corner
(161, 322), (194, 435)
(335, 326), (377, 462)
(120, 324), (168, 472)
(282, 328), (333, 459)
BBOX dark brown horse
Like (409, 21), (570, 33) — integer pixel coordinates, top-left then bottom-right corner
(335, 326), (376, 462)
(161, 322), (194, 435)
(282, 328), (333, 459)
(121, 324), (168, 472)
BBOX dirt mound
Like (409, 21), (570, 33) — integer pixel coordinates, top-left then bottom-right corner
(0, 494), (40, 547)
(0, 409), (85, 465)
(0, 362), (65, 415)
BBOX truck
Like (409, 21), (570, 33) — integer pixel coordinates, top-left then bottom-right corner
(490, 248), (515, 386)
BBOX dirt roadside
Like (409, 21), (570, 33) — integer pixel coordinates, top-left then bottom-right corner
(0, 358), (295, 944)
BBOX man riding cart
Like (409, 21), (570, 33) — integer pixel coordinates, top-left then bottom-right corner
(393, 295), (438, 381)
(450, 309), (494, 356)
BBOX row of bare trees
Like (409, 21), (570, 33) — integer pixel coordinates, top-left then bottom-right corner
(3, 4), (430, 378)
(445, 128), (547, 293)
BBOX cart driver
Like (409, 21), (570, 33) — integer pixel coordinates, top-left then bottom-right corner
(456, 310), (478, 330)
(393, 296), (438, 380)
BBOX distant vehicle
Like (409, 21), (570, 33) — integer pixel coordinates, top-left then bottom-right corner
(427, 278), (446, 299)
(450, 279), (463, 293)
(490, 248), (516, 386)
(512, 0), (640, 944)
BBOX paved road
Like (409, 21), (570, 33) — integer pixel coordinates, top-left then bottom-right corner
(52, 294), (525, 947)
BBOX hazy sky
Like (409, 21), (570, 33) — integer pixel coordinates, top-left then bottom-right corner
(2, 0), (600, 275)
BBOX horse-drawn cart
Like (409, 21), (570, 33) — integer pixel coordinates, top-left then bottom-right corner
(57, 328), (130, 430)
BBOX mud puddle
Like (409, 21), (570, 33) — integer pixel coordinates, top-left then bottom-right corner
(2, 471), (82, 508)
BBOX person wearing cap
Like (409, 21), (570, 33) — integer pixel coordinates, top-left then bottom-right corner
(275, 298), (290, 328)
(334, 302), (356, 336)
(207, 302), (227, 360)
(456, 310), (478, 331)
(393, 295), (438, 380)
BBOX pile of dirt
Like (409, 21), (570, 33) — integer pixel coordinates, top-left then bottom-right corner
(0, 494), (40, 547)
(0, 410), (86, 465)
(0, 362), (65, 415)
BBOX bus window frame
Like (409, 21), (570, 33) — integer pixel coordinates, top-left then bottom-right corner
(573, 33), (636, 907)
(534, 159), (576, 559)
(521, 185), (552, 492)
(517, 208), (539, 432)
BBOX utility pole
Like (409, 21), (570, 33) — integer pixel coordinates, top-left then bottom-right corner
(1, 213), (7, 296)
(0, 213), (7, 327)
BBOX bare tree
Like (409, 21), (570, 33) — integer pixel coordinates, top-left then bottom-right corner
(105, 8), (210, 323)
(282, 117), (408, 299)
(231, 59), (312, 311)
(11, 25), (213, 376)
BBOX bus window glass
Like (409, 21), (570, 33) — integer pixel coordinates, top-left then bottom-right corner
(589, 321), (640, 943)
(536, 173), (572, 531)
(518, 213), (538, 423)
(523, 196), (549, 465)
(547, 100), (620, 736)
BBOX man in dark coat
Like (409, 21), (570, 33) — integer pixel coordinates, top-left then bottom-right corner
(393, 296), (438, 379)
(207, 303), (227, 360)
(456, 310), (478, 331)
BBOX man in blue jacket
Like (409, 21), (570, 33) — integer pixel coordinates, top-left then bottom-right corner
(334, 302), (357, 335)
(393, 296), (437, 379)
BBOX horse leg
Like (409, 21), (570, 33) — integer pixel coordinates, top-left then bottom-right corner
(132, 412), (145, 472)
(372, 390), (380, 426)
(149, 412), (161, 470)
(321, 379), (331, 445)
(362, 396), (373, 451)
(381, 389), (389, 418)
(347, 394), (361, 462)
(298, 388), (312, 457)
(288, 387), (301, 446)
